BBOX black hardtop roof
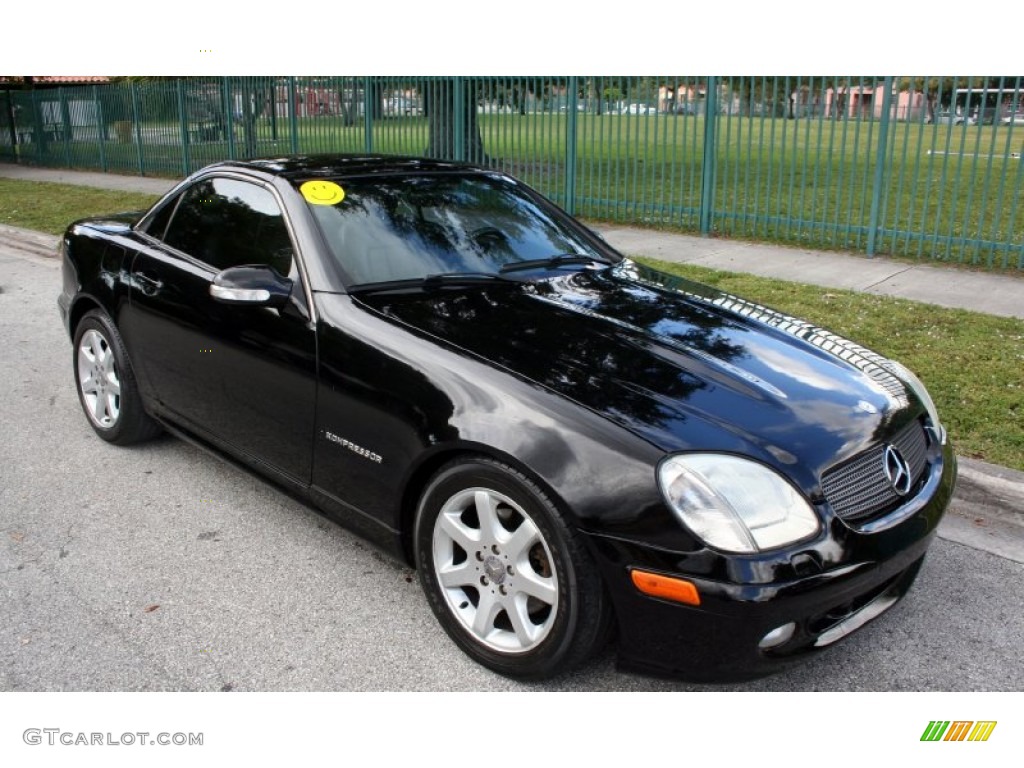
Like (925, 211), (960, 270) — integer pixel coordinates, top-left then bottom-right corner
(211, 154), (488, 181)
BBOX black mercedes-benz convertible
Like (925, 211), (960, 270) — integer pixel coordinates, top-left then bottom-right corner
(58, 155), (956, 681)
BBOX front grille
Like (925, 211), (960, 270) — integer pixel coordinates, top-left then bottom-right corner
(821, 420), (929, 521)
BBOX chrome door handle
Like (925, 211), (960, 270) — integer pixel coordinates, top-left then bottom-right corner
(135, 272), (163, 296)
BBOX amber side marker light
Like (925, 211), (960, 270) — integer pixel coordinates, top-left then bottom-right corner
(630, 569), (701, 606)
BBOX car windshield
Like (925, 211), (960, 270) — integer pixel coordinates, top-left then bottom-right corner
(298, 173), (609, 287)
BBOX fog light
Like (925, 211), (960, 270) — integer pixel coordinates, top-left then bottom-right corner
(759, 622), (796, 650)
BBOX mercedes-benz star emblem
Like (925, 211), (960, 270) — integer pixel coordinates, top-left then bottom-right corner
(883, 445), (912, 496)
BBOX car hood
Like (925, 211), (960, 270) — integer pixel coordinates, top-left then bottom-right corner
(358, 261), (920, 484)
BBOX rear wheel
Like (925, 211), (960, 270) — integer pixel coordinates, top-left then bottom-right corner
(73, 310), (161, 445)
(415, 457), (612, 679)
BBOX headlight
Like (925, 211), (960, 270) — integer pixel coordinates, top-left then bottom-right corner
(883, 360), (946, 444)
(658, 454), (821, 553)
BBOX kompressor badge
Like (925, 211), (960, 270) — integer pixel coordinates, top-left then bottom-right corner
(324, 431), (383, 463)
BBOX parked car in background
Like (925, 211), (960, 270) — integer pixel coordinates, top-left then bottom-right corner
(384, 96), (422, 117)
(933, 110), (970, 125)
(667, 102), (703, 116)
(184, 94), (226, 142)
(621, 103), (656, 115)
(58, 154), (956, 682)
(930, 110), (975, 125)
(971, 106), (999, 125)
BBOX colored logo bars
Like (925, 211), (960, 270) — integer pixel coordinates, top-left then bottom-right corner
(920, 721), (997, 742)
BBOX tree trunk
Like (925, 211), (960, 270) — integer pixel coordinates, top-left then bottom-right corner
(423, 79), (489, 165)
(370, 80), (383, 120)
(4, 89), (18, 149)
(241, 81), (257, 157)
(337, 79), (360, 127)
(21, 77), (50, 157)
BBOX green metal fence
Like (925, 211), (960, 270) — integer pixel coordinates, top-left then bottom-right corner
(3, 76), (1022, 269)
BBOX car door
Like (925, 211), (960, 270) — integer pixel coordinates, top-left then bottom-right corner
(121, 174), (317, 485)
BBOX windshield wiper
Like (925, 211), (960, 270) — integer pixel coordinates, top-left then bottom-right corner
(348, 272), (518, 295)
(499, 253), (611, 274)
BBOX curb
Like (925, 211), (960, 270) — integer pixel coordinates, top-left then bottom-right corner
(0, 224), (59, 259)
(941, 458), (1024, 564)
(958, 456), (1024, 498)
(954, 457), (1024, 521)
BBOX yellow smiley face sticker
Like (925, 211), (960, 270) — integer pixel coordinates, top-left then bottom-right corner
(300, 180), (345, 206)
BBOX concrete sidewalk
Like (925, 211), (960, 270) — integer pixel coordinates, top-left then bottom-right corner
(596, 225), (1024, 321)
(2, 162), (1022, 319)
(0, 163), (176, 196)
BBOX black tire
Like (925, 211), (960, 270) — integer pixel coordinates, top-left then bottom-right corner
(414, 457), (612, 680)
(72, 309), (162, 445)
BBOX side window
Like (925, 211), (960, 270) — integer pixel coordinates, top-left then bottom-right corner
(162, 177), (295, 275)
(142, 192), (181, 241)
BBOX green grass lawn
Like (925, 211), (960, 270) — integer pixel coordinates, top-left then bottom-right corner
(0, 179), (159, 234)
(1, 176), (1020, 470)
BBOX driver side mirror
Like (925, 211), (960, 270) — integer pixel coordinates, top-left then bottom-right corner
(210, 265), (293, 308)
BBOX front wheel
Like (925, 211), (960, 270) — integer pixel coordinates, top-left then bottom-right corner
(415, 457), (612, 679)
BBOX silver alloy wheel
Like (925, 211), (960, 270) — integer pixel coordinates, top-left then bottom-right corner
(432, 487), (559, 654)
(77, 328), (121, 429)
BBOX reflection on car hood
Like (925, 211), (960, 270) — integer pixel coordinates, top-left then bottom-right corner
(362, 261), (919, 482)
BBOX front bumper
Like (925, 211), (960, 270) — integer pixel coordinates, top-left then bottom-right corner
(584, 441), (957, 682)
